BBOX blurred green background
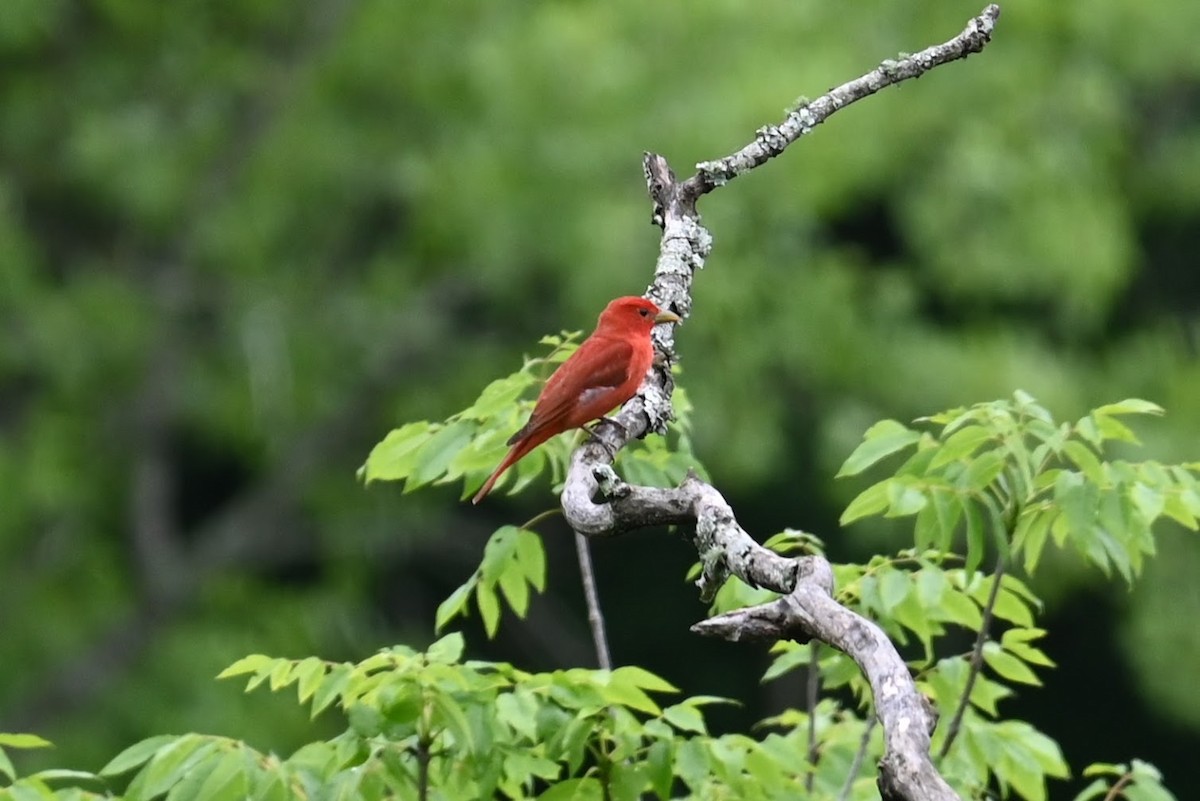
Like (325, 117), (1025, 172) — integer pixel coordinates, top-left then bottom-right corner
(2, 0), (1198, 797)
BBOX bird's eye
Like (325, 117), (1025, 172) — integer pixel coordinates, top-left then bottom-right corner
(638, 307), (649, 317)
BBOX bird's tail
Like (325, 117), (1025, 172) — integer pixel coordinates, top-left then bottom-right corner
(471, 438), (535, 504)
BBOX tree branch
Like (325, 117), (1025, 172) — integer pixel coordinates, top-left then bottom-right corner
(687, 4), (1001, 199)
(574, 531), (613, 669)
(560, 7), (1002, 800)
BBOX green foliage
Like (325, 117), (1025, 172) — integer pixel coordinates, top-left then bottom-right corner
(435, 526), (547, 637)
(1073, 760), (1178, 801)
(361, 334), (578, 498)
(362, 334), (706, 502)
(3, 394), (1194, 800)
(839, 392), (1194, 578)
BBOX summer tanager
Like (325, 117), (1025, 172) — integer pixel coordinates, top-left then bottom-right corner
(471, 296), (681, 504)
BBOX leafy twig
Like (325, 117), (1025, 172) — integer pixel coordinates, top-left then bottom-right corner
(937, 557), (1006, 760)
(1101, 771), (1133, 801)
(838, 716), (878, 801)
(520, 507), (561, 531)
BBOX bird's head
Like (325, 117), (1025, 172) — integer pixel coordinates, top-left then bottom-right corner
(598, 296), (682, 333)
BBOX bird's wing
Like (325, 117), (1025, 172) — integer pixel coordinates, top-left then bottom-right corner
(507, 337), (635, 446)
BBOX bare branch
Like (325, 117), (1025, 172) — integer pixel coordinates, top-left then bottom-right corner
(688, 4), (1001, 198)
(574, 531), (613, 669)
(560, 6), (1004, 799)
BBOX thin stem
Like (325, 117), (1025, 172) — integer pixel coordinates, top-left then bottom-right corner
(416, 740), (429, 801)
(836, 716), (877, 801)
(520, 507), (561, 531)
(417, 695), (432, 801)
(937, 557), (1006, 760)
(1101, 771), (1134, 801)
(804, 643), (821, 793)
(574, 530), (612, 669)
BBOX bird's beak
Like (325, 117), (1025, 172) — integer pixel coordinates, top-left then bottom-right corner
(654, 310), (682, 325)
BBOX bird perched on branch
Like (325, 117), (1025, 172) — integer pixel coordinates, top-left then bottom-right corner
(472, 296), (681, 504)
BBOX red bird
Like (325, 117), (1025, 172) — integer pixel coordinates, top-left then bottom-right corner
(472, 296), (681, 504)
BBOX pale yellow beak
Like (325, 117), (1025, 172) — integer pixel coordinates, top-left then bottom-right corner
(654, 310), (682, 325)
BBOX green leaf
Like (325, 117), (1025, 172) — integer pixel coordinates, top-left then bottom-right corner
(930, 488), (963, 551)
(611, 666), (679, 694)
(914, 501), (938, 550)
(215, 655), (272, 680)
(662, 704), (707, 734)
(435, 577), (476, 632)
(1162, 491), (1198, 530)
(1076, 413), (1106, 450)
(1014, 507), (1055, 574)
(360, 422), (434, 483)
(409, 420), (475, 488)
(537, 777), (604, 801)
(100, 735), (179, 778)
(840, 479), (890, 525)
(1082, 762), (1126, 778)
(310, 664), (353, 718)
(459, 373), (536, 421)
(1130, 483), (1164, 524)
(674, 739), (709, 789)
(761, 643), (812, 682)
(130, 736), (216, 800)
(962, 450), (1006, 492)
(938, 587), (983, 630)
(1063, 441), (1103, 482)
(879, 568), (910, 614)
(477, 582), (501, 638)
(1001, 629), (1056, 668)
(426, 632), (465, 664)
(267, 659), (293, 692)
(1094, 399), (1164, 417)
(1071, 778), (1110, 801)
(974, 584), (1036, 627)
(294, 657), (326, 704)
(498, 563), (530, 617)
(836, 420), (921, 477)
(1124, 781), (1177, 801)
(982, 643), (1042, 686)
(963, 499), (986, 574)
(515, 529), (547, 592)
(1095, 414), (1141, 445)
(885, 480), (927, 517)
(28, 769), (101, 786)
(0, 749), (13, 783)
(190, 749), (248, 801)
(600, 679), (661, 716)
(432, 694), (476, 753)
(645, 740), (674, 800)
(0, 735), (50, 751)
(1129, 759), (1163, 782)
(930, 425), (994, 469)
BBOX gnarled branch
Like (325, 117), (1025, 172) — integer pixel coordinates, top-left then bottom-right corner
(561, 7), (1002, 801)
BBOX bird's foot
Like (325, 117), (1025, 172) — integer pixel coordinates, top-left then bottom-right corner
(587, 416), (629, 441)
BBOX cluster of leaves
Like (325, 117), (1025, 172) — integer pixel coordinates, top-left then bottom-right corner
(2, 392), (1189, 801)
(0, 636), (864, 801)
(837, 392), (1199, 579)
(692, 394), (1192, 800)
(434, 525), (546, 638)
(360, 333), (704, 501)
